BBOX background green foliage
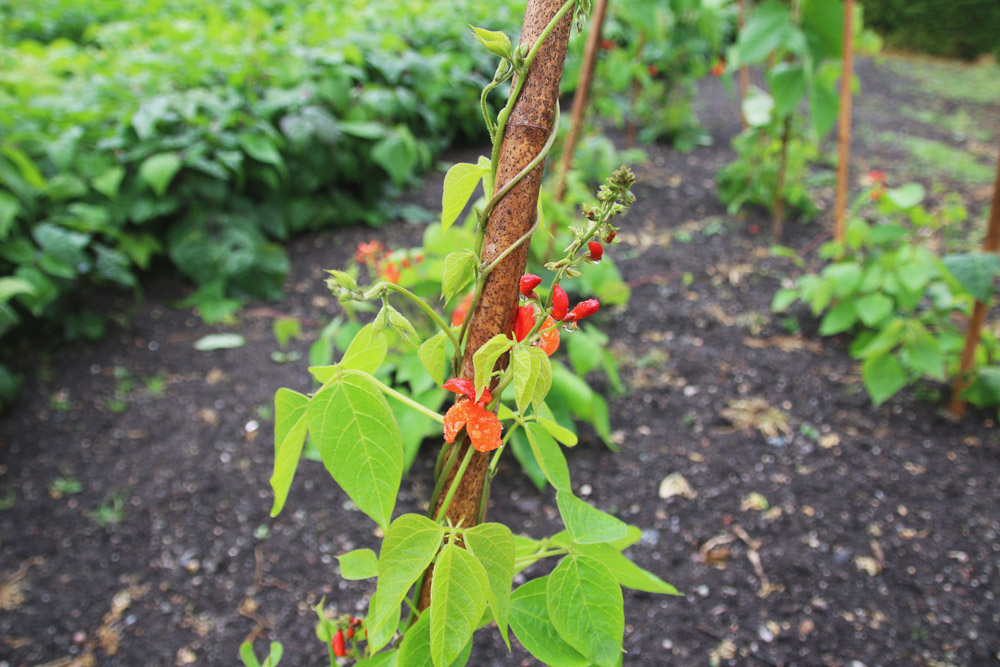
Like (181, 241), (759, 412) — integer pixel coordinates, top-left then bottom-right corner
(0, 0), (522, 348)
(858, 0), (1000, 60)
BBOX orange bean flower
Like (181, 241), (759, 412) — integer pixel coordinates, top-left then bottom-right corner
(442, 378), (502, 452)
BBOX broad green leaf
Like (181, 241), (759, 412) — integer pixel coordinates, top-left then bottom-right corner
(0, 277), (35, 303)
(525, 424), (571, 492)
(442, 163), (485, 232)
(862, 353), (907, 405)
(340, 322), (389, 374)
(464, 523), (515, 649)
(537, 416), (578, 447)
(0, 191), (18, 240)
(550, 361), (593, 415)
(801, 0), (844, 61)
(808, 67), (841, 137)
(372, 130), (419, 187)
(771, 287), (799, 312)
(307, 370), (403, 531)
(556, 490), (627, 545)
(943, 253), (1000, 302)
(768, 63), (807, 117)
(239, 133), (288, 178)
(573, 542), (679, 595)
(356, 651), (399, 667)
(567, 325), (603, 377)
(509, 577), (590, 667)
(818, 300), (857, 336)
(472, 334), (513, 401)
(430, 542), (489, 667)
(442, 252), (476, 304)
(513, 346), (552, 416)
(902, 329), (945, 381)
(469, 25), (513, 60)
(547, 555), (624, 667)
(194, 333), (245, 351)
(418, 331), (449, 386)
(338, 548), (378, 580)
(510, 428), (547, 492)
(396, 609), (472, 667)
(822, 263), (863, 297)
(738, 1), (796, 64)
(239, 642), (262, 667)
(854, 293), (894, 327)
(92, 167), (125, 200)
(270, 388), (310, 516)
(139, 153), (182, 197)
(369, 514), (446, 652)
(886, 182), (925, 209)
(853, 318), (905, 359)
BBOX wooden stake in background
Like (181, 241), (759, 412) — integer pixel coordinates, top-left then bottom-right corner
(832, 0), (855, 244)
(772, 115), (792, 238)
(738, 0), (750, 130)
(554, 0), (609, 203)
(948, 147), (1000, 419)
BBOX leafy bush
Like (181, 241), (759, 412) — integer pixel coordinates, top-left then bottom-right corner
(0, 0), (522, 352)
(858, 0), (1000, 60)
(773, 179), (1000, 408)
(564, 0), (732, 150)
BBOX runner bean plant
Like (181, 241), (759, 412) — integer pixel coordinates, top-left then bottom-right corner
(260, 2), (677, 665)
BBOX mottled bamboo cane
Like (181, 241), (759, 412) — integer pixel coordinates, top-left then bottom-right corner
(949, 147), (1000, 418)
(833, 0), (855, 245)
(418, 0), (573, 611)
(554, 0), (609, 202)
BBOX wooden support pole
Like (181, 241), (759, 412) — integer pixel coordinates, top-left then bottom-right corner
(418, 0), (573, 610)
(739, 0), (750, 131)
(948, 147), (1000, 419)
(833, 0), (855, 244)
(553, 0), (609, 202)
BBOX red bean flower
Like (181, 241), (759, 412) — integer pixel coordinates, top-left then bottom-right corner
(514, 305), (536, 342)
(564, 298), (600, 324)
(520, 273), (542, 298)
(332, 630), (346, 657)
(451, 291), (474, 327)
(588, 241), (603, 261)
(551, 284), (569, 321)
(710, 58), (726, 77)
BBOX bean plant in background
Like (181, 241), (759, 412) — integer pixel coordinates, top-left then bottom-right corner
(570, 0), (732, 151)
(772, 176), (1000, 409)
(716, 0), (880, 235)
(263, 2), (677, 665)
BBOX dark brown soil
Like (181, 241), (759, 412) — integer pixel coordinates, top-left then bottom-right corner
(2, 56), (1000, 667)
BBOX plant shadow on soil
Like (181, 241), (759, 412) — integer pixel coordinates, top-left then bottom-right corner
(2, 56), (1000, 666)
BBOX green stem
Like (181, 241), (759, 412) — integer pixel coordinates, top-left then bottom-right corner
(430, 440), (462, 517)
(489, 422), (520, 474)
(490, 0), (577, 189)
(435, 446), (476, 523)
(378, 282), (463, 354)
(514, 548), (567, 568)
(368, 376), (444, 424)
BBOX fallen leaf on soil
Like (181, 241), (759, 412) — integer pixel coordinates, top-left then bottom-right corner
(819, 433), (840, 449)
(2, 636), (30, 649)
(177, 647), (197, 664)
(659, 472), (697, 500)
(903, 461), (926, 475)
(740, 492), (769, 512)
(194, 333), (246, 351)
(762, 507), (783, 521)
(699, 533), (736, 569)
(98, 584), (149, 655)
(855, 556), (882, 577)
(708, 638), (737, 664)
(798, 619), (815, 637)
(205, 368), (227, 385)
(743, 336), (824, 354)
(0, 556), (43, 611)
(718, 398), (792, 440)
